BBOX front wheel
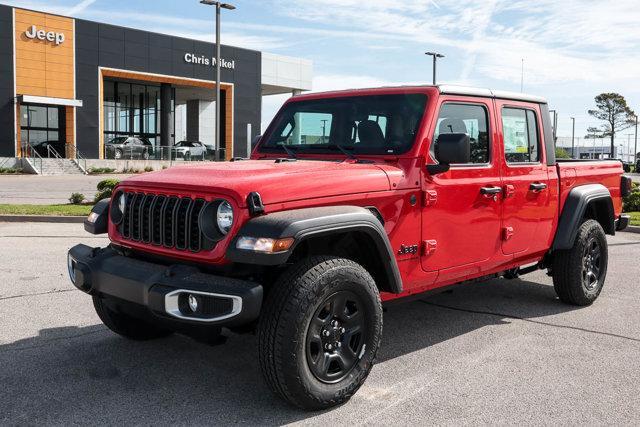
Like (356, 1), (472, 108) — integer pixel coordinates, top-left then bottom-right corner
(114, 149), (122, 160)
(552, 219), (608, 306)
(258, 256), (382, 410)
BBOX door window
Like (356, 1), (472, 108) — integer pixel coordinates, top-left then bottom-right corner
(433, 103), (490, 164)
(502, 108), (540, 163)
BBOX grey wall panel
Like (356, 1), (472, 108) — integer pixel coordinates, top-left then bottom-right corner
(0, 4), (14, 156)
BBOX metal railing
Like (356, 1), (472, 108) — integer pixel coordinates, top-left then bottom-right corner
(103, 145), (226, 163)
(65, 145), (88, 173)
(21, 143), (43, 174)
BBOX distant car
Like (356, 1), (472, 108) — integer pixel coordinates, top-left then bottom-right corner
(105, 136), (153, 160)
(31, 140), (66, 157)
(172, 141), (206, 160)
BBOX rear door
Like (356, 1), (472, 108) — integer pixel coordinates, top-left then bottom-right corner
(496, 101), (554, 255)
(421, 97), (504, 278)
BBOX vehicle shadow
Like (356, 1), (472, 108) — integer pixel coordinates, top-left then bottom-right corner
(0, 277), (578, 424)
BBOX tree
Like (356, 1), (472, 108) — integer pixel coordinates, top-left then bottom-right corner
(584, 126), (605, 139)
(588, 93), (635, 157)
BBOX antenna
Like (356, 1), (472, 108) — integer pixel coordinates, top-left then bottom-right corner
(520, 58), (524, 93)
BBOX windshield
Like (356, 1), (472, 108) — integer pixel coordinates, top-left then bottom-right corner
(259, 94), (427, 156)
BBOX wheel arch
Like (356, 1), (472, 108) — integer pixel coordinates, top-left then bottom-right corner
(226, 206), (403, 294)
(552, 184), (615, 251)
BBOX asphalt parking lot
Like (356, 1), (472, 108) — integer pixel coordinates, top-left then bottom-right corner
(1, 222), (639, 425)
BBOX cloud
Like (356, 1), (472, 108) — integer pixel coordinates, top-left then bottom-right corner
(66, 0), (97, 16)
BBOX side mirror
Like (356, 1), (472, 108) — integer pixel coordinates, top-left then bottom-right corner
(427, 133), (471, 174)
(251, 134), (262, 149)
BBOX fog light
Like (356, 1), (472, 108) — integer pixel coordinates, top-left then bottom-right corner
(67, 254), (77, 284)
(188, 294), (199, 312)
(236, 237), (294, 253)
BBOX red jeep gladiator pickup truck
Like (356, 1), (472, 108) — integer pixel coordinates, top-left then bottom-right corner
(69, 85), (632, 410)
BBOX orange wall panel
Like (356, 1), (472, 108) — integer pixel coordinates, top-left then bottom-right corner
(14, 9), (74, 99)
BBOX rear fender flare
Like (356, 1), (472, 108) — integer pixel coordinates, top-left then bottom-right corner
(552, 184), (615, 251)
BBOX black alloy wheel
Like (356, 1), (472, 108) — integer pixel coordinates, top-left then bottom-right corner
(581, 236), (603, 291)
(306, 290), (366, 384)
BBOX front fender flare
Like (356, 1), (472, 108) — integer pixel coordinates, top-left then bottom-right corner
(226, 206), (403, 294)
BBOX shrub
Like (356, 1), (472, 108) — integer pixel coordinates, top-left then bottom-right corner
(0, 167), (21, 174)
(623, 182), (640, 213)
(122, 167), (142, 174)
(88, 167), (116, 174)
(94, 178), (120, 202)
(144, 166), (154, 172)
(555, 147), (571, 159)
(69, 192), (85, 205)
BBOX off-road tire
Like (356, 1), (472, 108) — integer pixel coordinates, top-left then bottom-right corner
(258, 256), (383, 410)
(552, 219), (608, 306)
(93, 295), (172, 340)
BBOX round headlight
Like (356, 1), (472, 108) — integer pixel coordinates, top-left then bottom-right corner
(216, 200), (233, 235)
(118, 193), (126, 215)
(110, 192), (126, 224)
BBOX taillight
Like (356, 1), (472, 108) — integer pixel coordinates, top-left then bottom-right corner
(621, 176), (632, 197)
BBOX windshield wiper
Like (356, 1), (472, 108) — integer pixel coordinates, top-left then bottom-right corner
(327, 143), (357, 160)
(277, 142), (297, 159)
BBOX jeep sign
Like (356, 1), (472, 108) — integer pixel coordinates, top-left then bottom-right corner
(24, 25), (65, 45)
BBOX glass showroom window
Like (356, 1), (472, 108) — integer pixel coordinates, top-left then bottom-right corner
(103, 80), (175, 152)
(20, 104), (63, 149)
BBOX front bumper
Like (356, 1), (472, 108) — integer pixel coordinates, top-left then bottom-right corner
(68, 244), (262, 327)
(616, 214), (631, 231)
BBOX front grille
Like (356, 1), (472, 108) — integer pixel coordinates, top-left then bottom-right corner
(119, 192), (212, 252)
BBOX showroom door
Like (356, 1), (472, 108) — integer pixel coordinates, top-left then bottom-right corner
(19, 104), (65, 156)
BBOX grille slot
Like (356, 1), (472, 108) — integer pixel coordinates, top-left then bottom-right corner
(119, 192), (210, 253)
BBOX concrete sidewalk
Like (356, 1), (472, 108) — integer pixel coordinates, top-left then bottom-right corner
(0, 174), (131, 204)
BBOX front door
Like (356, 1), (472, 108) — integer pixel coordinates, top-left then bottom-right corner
(421, 98), (504, 279)
(496, 101), (554, 255)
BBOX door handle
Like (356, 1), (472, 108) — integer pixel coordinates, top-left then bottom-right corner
(529, 182), (547, 192)
(480, 186), (502, 200)
(480, 186), (502, 195)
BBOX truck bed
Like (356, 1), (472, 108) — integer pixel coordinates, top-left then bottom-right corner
(556, 160), (624, 216)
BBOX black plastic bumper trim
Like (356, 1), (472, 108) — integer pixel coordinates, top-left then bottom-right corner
(68, 244), (262, 327)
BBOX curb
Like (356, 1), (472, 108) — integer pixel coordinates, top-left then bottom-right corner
(621, 225), (640, 234)
(0, 215), (85, 223)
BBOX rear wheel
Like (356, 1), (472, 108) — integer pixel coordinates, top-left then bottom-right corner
(552, 219), (608, 306)
(258, 256), (382, 410)
(93, 295), (172, 340)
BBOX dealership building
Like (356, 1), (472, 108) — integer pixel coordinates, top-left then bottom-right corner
(0, 4), (312, 162)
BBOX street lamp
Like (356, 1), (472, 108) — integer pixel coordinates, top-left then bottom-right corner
(549, 109), (557, 143)
(634, 114), (638, 167)
(200, 0), (236, 161)
(425, 52), (444, 85)
(570, 117), (575, 159)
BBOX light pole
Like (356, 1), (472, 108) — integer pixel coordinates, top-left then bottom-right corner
(549, 109), (557, 143)
(634, 114), (638, 167)
(200, 0), (235, 161)
(570, 117), (575, 159)
(425, 52), (444, 85)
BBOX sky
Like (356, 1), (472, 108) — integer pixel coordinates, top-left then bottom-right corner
(5, 0), (640, 144)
